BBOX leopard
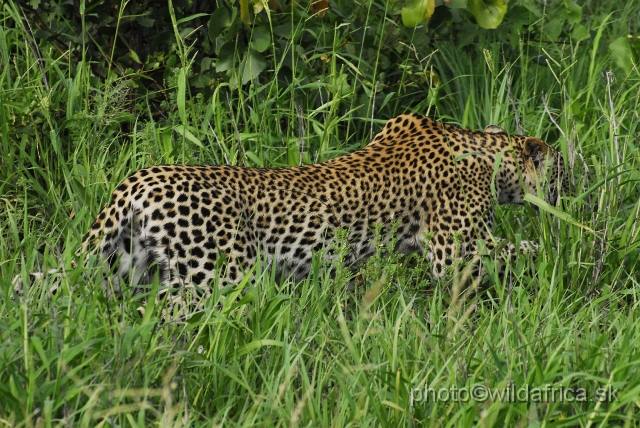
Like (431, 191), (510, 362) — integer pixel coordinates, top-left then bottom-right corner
(17, 113), (566, 317)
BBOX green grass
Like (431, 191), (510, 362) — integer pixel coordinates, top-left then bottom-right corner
(2, 0), (640, 426)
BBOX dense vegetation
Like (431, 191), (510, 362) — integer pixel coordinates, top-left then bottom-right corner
(1, 0), (639, 425)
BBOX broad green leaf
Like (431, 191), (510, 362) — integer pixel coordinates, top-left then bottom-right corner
(241, 49), (266, 85)
(273, 22), (294, 39)
(401, 0), (433, 27)
(129, 49), (141, 64)
(136, 16), (155, 28)
(424, 0), (436, 20)
(543, 18), (563, 42)
(571, 24), (589, 42)
(609, 37), (635, 75)
(201, 56), (213, 72)
(448, 0), (467, 9)
(216, 42), (236, 72)
(467, 0), (507, 29)
(166, 54), (177, 68)
(208, 8), (231, 41)
(459, 22), (480, 48)
(239, 0), (251, 25)
(524, 193), (594, 232)
(252, 0), (271, 15)
(563, 0), (582, 25)
(250, 25), (271, 53)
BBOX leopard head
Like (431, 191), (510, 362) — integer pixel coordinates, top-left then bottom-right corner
(521, 137), (567, 206)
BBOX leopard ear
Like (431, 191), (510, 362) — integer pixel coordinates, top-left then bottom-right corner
(484, 125), (507, 135)
(523, 138), (549, 167)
